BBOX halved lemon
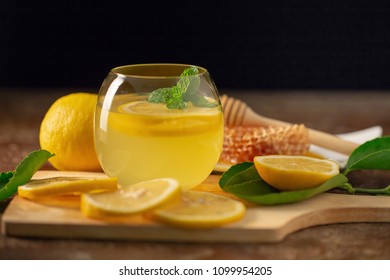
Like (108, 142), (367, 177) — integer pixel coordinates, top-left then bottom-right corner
(18, 177), (118, 199)
(81, 178), (180, 218)
(254, 155), (340, 191)
(153, 191), (245, 228)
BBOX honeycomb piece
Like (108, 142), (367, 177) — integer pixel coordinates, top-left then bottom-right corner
(220, 124), (310, 164)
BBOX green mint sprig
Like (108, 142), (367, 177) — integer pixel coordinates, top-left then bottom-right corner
(148, 66), (216, 109)
(219, 136), (390, 205)
(0, 149), (54, 201)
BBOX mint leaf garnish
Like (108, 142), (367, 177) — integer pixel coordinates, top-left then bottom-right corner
(148, 66), (216, 109)
(184, 91), (216, 108)
(0, 149), (54, 201)
(148, 88), (170, 103)
(177, 66), (199, 93)
(166, 84), (187, 109)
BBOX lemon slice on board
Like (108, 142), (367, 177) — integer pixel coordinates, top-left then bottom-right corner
(254, 155), (340, 191)
(81, 178), (180, 218)
(18, 177), (118, 199)
(153, 191), (246, 228)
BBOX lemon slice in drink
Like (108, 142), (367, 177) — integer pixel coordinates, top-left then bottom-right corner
(81, 178), (180, 218)
(254, 155), (340, 191)
(109, 101), (223, 136)
(118, 101), (220, 116)
(18, 177), (118, 199)
(153, 191), (245, 228)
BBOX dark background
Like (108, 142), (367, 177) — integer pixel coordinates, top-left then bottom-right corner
(1, 0), (389, 90)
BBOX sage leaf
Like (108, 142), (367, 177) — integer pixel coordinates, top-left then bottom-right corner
(0, 149), (54, 200)
(344, 136), (390, 175)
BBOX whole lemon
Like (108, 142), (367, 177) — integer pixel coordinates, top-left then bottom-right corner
(39, 93), (102, 171)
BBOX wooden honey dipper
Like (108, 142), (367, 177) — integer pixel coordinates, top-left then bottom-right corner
(220, 94), (359, 155)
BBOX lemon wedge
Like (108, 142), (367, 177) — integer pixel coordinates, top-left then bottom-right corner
(254, 155), (340, 191)
(153, 191), (245, 228)
(81, 178), (180, 218)
(18, 177), (118, 199)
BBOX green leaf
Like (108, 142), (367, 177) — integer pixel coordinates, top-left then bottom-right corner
(219, 162), (279, 198)
(224, 165), (261, 187)
(177, 66), (198, 93)
(148, 87), (171, 103)
(184, 92), (217, 108)
(222, 174), (348, 205)
(219, 162), (254, 188)
(0, 149), (54, 201)
(224, 179), (279, 197)
(343, 136), (390, 175)
(0, 171), (14, 191)
(182, 69), (216, 108)
(184, 73), (200, 96)
(165, 85), (187, 109)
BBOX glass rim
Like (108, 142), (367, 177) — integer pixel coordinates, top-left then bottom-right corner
(110, 63), (208, 79)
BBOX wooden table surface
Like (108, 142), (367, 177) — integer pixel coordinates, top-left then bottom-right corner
(1, 87), (390, 260)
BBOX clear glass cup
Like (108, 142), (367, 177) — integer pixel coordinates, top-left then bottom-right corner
(94, 64), (224, 189)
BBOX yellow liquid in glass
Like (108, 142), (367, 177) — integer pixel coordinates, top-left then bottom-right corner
(95, 98), (224, 189)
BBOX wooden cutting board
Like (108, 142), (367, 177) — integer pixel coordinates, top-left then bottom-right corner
(2, 170), (390, 243)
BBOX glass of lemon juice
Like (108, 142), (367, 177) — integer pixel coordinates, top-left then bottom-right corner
(94, 64), (224, 190)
